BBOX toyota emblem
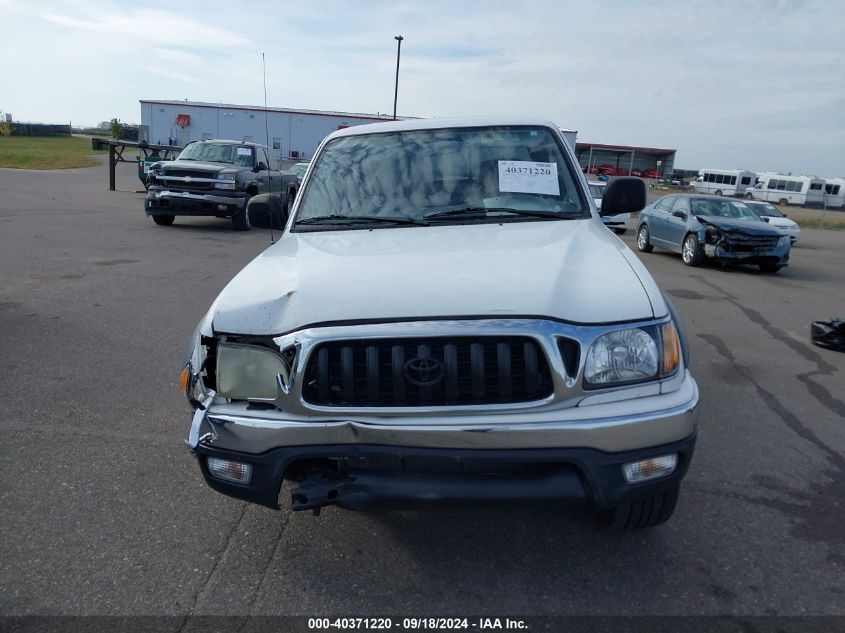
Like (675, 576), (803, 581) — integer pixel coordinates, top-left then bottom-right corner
(403, 357), (445, 387)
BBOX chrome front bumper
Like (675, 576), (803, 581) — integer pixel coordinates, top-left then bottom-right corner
(187, 371), (698, 455)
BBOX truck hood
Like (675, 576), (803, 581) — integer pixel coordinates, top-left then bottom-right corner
(694, 215), (783, 236)
(209, 219), (659, 335)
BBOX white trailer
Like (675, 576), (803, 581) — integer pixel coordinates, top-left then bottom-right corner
(823, 178), (845, 208)
(749, 173), (826, 207)
(692, 169), (757, 197)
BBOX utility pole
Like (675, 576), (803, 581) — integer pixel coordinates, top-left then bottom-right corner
(393, 35), (404, 120)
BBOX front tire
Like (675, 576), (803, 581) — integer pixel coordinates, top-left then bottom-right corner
(682, 233), (704, 266)
(152, 214), (175, 226)
(779, 198), (788, 207)
(714, 189), (723, 196)
(636, 225), (654, 253)
(595, 486), (679, 529)
(231, 195), (253, 231)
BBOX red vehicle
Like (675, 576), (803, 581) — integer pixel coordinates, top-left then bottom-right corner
(641, 168), (660, 179)
(616, 168), (629, 176)
(598, 165), (617, 176)
(631, 168), (643, 177)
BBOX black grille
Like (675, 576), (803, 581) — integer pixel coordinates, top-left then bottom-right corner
(303, 337), (554, 407)
(159, 169), (216, 191)
(162, 168), (218, 179)
(724, 233), (779, 251)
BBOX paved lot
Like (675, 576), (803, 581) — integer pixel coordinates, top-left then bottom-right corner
(1, 162), (843, 617)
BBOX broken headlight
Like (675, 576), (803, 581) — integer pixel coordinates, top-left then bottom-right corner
(584, 321), (681, 388)
(180, 323), (211, 407)
(216, 343), (289, 401)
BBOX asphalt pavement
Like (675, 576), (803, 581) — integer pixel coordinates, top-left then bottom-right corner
(1, 161), (843, 618)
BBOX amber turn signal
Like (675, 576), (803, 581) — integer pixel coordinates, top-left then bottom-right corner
(661, 322), (681, 375)
(179, 366), (191, 394)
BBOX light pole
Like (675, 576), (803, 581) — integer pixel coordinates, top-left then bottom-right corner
(393, 35), (403, 120)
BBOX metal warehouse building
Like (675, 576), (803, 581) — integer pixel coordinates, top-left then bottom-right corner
(574, 141), (676, 178)
(139, 99), (398, 161)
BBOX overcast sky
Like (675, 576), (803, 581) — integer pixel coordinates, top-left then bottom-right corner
(2, 0), (843, 176)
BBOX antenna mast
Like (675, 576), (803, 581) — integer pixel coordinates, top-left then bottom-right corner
(263, 52), (274, 243)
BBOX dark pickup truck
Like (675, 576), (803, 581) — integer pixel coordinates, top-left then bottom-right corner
(145, 139), (297, 230)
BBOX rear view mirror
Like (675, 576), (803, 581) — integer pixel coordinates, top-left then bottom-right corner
(599, 177), (647, 216)
(762, 217), (770, 222)
(246, 193), (288, 229)
(672, 210), (687, 219)
(253, 162), (268, 173)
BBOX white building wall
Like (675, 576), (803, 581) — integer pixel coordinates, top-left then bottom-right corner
(140, 101), (389, 160)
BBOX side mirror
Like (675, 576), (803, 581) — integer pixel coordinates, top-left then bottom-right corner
(253, 161), (267, 173)
(762, 216), (770, 222)
(599, 177), (647, 216)
(782, 213), (788, 218)
(246, 193), (288, 230)
(672, 210), (687, 219)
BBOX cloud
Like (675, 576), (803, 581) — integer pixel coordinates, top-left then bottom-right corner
(41, 8), (249, 48)
(2, 0), (843, 175)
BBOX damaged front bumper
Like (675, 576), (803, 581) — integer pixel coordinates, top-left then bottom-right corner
(145, 188), (247, 217)
(702, 238), (790, 266)
(185, 372), (699, 512)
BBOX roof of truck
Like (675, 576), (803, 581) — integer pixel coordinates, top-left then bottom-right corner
(328, 117), (561, 139)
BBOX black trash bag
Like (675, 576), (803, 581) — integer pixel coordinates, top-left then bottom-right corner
(810, 319), (845, 352)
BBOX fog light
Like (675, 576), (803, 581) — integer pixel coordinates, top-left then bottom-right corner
(623, 454), (677, 483)
(217, 204), (227, 211)
(207, 457), (252, 484)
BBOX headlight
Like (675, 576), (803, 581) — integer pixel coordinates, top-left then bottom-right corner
(216, 343), (288, 400)
(584, 322), (681, 388)
(214, 172), (237, 190)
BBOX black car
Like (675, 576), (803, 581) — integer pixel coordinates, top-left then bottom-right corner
(145, 139), (298, 230)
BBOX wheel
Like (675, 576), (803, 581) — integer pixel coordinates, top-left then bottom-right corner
(636, 224), (654, 253)
(759, 263), (782, 273)
(714, 189), (723, 196)
(595, 486), (679, 529)
(744, 192), (753, 199)
(778, 198), (788, 207)
(231, 194), (254, 231)
(682, 233), (704, 266)
(152, 214), (175, 226)
(613, 228), (627, 235)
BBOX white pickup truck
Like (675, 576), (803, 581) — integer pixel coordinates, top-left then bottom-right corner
(181, 118), (699, 529)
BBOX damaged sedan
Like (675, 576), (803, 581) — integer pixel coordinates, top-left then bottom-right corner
(636, 195), (790, 273)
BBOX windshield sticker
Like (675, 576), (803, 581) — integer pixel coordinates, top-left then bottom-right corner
(731, 201), (746, 208)
(236, 147), (252, 156)
(498, 161), (560, 196)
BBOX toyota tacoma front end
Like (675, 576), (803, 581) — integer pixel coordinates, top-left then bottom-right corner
(181, 118), (699, 528)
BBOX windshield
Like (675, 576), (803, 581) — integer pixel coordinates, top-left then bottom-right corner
(287, 163), (309, 178)
(691, 198), (761, 221)
(747, 203), (784, 218)
(177, 143), (254, 167)
(294, 126), (587, 229)
(588, 183), (605, 199)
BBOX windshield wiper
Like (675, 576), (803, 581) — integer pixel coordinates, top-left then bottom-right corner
(424, 207), (568, 221)
(296, 214), (428, 226)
